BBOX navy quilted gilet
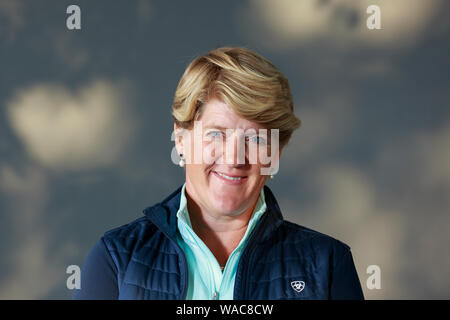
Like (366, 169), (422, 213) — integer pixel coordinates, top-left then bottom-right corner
(86, 185), (364, 300)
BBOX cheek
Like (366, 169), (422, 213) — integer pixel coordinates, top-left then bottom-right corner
(186, 136), (223, 165)
(252, 163), (269, 182)
(254, 172), (267, 186)
(186, 164), (208, 185)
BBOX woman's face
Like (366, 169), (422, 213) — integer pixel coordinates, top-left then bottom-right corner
(175, 98), (281, 218)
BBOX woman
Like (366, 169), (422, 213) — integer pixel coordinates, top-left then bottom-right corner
(73, 47), (364, 300)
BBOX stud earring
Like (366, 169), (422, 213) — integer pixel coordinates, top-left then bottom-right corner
(179, 154), (185, 167)
(269, 175), (274, 179)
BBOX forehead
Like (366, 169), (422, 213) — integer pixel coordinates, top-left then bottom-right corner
(199, 98), (262, 130)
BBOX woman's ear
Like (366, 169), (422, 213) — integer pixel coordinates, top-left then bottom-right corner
(174, 122), (191, 157)
(174, 123), (183, 155)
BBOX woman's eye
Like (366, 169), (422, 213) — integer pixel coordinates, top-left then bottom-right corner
(246, 136), (266, 145)
(206, 131), (224, 138)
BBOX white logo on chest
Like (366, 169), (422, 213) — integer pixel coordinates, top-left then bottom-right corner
(291, 280), (305, 293)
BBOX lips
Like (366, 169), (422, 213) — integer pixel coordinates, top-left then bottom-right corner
(212, 171), (247, 184)
(214, 171), (245, 180)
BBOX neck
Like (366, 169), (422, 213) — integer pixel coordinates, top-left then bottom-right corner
(184, 185), (259, 266)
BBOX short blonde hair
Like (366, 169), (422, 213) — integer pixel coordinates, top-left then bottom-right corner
(172, 47), (301, 147)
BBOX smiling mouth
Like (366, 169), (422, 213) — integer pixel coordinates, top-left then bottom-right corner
(212, 171), (246, 181)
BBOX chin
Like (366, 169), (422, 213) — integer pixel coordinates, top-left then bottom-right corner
(210, 193), (247, 216)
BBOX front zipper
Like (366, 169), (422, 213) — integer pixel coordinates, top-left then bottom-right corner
(151, 194), (277, 300)
(235, 208), (272, 299)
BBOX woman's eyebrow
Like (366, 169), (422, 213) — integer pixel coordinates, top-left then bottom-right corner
(203, 124), (263, 132)
(203, 125), (230, 130)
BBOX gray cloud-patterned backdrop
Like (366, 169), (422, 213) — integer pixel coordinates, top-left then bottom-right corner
(0, 0), (449, 299)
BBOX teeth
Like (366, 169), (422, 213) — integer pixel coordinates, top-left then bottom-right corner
(215, 172), (243, 181)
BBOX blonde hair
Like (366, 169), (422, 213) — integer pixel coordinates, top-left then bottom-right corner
(172, 47), (301, 147)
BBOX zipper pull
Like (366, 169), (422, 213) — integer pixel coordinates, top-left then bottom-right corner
(213, 291), (218, 300)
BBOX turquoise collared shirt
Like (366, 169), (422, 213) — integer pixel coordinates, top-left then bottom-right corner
(176, 183), (267, 300)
